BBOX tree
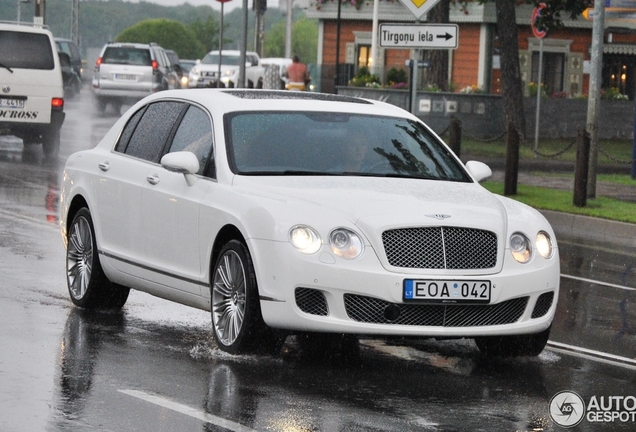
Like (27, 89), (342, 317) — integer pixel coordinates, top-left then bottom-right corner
(189, 15), (225, 54)
(422, 0), (450, 91)
(264, 17), (318, 62)
(480, 0), (589, 194)
(115, 19), (206, 60)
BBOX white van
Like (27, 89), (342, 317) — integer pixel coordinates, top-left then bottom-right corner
(0, 22), (65, 158)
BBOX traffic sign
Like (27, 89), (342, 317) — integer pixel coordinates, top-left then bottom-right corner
(379, 24), (458, 49)
(531, 3), (547, 39)
(397, 0), (442, 19)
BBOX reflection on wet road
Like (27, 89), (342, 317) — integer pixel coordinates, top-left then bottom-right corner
(0, 91), (635, 431)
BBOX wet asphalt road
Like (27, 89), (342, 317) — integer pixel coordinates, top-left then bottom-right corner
(0, 91), (635, 431)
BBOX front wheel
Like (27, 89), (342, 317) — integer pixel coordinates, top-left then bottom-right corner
(211, 240), (281, 354)
(66, 208), (130, 309)
(474, 325), (551, 357)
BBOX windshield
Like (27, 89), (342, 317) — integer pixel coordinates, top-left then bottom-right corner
(201, 53), (240, 66)
(226, 112), (470, 182)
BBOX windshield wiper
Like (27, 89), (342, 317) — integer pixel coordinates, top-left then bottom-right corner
(0, 62), (14, 73)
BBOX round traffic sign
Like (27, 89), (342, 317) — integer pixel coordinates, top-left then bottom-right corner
(531, 3), (547, 39)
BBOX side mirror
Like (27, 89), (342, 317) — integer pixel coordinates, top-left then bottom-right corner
(161, 151), (200, 186)
(465, 160), (492, 183)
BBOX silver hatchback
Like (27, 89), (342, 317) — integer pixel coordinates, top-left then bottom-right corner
(91, 42), (180, 113)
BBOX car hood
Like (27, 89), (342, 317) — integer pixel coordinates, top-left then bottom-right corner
(231, 176), (507, 236)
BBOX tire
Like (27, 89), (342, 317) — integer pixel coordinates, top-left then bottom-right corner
(211, 240), (281, 354)
(66, 208), (130, 309)
(474, 325), (551, 357)
(42, 127), (60, 159)
(94, 97), (107, 114)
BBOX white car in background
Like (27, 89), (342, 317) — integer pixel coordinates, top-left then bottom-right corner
(188, 50), (264, 88)
(60, 89), (559, 357)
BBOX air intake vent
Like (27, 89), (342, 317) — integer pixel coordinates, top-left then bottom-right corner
(295, 288), (329, 316)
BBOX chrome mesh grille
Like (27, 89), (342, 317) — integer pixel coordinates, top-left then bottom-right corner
(295, 288), (329, 316)
(344, 294), (528, 327)
(531, 291), (554, 318)
(381, 227), (497, 269)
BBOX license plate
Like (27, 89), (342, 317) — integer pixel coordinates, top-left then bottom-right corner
(115, 74), (136, 80)
(0, 98), (25, 109)
(404, 279), (491, 304)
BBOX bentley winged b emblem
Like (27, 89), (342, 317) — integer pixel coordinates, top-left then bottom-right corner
(425, 214), (451, 220)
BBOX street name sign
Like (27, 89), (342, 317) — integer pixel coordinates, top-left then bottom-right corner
(379, 24), (458, 49)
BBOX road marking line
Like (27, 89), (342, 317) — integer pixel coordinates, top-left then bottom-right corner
(547, 341), (636, 370)
(118, 389), (260, 431)
(561, 273), (636, 291)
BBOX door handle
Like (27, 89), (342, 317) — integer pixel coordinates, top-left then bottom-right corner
(146, 174), (160, 185)
(98, 161), (110, 172)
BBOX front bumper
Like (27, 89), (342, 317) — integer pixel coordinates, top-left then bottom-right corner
(249, 238), (560, 337)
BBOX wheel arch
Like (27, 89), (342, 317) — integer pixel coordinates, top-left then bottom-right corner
(66, 194), (89, 235)
(210, 224), (247, 277)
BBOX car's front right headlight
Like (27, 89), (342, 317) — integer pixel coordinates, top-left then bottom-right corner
(289, 225), (322, 255)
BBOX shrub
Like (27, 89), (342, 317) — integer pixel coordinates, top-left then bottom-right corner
(349, 66), (381, 87)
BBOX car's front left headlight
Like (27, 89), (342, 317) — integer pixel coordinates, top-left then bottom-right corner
(329, 228), (364, 259)
(510, 232), (532, 263)
(536, 231), (554, 259)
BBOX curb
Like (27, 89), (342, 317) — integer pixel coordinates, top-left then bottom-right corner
(540, 210), (636, 249)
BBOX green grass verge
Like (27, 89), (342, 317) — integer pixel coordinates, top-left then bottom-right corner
(482, 181), (636, 224)
(536, 172), (636, 185)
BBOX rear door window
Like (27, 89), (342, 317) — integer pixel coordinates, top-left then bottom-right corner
(0, 31), (54, 70)
(121, 101), (186, 162)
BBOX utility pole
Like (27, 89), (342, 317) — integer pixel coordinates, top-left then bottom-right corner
(253, 0), (266, 58)
(285, 0), (292, 59)
(34, 0), (45, 26)
(71, 0), (80, 45)
(586, 0), (605, 198)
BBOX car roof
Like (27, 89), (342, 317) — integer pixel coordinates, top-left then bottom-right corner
(140, 89), (415, 120)
(0, 22), (52, 35)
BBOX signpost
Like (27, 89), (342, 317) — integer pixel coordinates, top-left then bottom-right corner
(531, 3), (547, 152)
(378, 24), (458, 49)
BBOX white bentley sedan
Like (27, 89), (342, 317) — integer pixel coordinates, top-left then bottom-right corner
(60, 89), (559, 357)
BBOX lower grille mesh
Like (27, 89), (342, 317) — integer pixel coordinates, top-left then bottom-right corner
(344, 294), (528, 327)
(295, 288), (329, 316)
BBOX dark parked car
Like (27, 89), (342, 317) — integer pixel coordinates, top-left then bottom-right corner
(58, 51), (81, 98)
(55, 38), (82, 80)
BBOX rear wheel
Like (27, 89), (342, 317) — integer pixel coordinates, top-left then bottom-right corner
(474, 326), (551, 357)
(66, 208), (129, 309)
(211, 240), (281, 354)
(42, 127), (60, 158)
